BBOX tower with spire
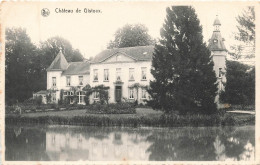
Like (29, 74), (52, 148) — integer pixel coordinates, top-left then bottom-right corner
(46, 48), (69, 103)
(208, 16), (227, 105)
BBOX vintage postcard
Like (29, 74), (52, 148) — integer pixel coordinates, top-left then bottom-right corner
(0, 1), (259, 165)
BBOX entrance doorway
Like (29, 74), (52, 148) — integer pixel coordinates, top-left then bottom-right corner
(115, 86), (122, 102)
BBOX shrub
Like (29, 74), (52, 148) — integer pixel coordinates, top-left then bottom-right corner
(63, 97), (70, 105)
(23, 98), (35, 105)
(35, 96), (43, 106)
(87, 102), (136, 114)
(84, 95), (90, 105)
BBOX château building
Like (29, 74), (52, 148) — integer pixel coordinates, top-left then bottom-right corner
(34, 16), (226, 106)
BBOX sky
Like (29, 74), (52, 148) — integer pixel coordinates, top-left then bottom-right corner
(1, 1), (253, 59)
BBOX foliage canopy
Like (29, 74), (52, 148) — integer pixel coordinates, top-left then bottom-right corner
(107, 24), (155, 49)
(220, 61), (255, 105)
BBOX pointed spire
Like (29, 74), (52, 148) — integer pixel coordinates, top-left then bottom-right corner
(47, 49), (69, 71)
(208, 15), (226, 51)
(213, 15), (221, 31)
(213, 15), (221, 26)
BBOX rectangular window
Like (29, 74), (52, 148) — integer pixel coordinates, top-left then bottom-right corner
(116, 68), (121, 81)
(66, 76), (71, 86)
(141, 67), (147, 80)
(79, 76), (83, 86)
(141, 88), (146, 99)
(93, 69), (98, 81)
(78, 91), (84, 104)
(219, 68), (222, 77)
(52, 77), (56, 87)
(93, 91), (99, 99)
(129, 68), (135, 81)
(104, 69), (109, 81)
(53, 93), (56, 102)
(129, 88), (134, 99)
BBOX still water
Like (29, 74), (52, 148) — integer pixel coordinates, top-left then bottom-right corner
(5, 124), (255, 161)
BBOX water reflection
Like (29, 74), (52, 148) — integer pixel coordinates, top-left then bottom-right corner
(5, 125), (255, 161)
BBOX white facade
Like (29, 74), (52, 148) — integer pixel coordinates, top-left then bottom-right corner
(45, 46), (155, 105)
(89, 53), (153, 104)
(47, 71), (90, 104)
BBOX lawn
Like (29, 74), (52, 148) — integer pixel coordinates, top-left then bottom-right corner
(6, 106), (255, 127)
(13, 107), (162, 119)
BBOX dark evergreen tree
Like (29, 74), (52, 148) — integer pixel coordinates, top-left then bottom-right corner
(220, 61), (255, 105)
(148, 6), (218, 114)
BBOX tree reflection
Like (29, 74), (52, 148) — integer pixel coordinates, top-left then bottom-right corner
(146, 128), (216, 161)
(146, 126), (255, 161)
(5, 125), (50, 161)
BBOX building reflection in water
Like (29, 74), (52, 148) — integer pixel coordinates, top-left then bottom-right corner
(45, 127), (151, 161)
(5, 125), (255, 161)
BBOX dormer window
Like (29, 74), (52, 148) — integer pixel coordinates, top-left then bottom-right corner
(213, 39), (218, 43)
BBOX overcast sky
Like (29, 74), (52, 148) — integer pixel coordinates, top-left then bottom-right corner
(2, 2), (252, 59)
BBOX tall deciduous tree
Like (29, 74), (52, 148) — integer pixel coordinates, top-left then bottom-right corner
(38, 36), (84, 67)
(230, 7), (255, 59)
(148, 6), (218, 114)
(107, 24), (155, 49)
(5, 28), (38, 104)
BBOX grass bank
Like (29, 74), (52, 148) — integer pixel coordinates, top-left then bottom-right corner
(5, 108), (255, 127)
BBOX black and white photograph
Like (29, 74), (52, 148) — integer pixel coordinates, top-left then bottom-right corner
(0, 1), (258, 164)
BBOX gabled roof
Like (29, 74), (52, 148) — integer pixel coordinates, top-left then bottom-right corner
(47, 50), (69, 71)
(91, 45), (154, 63)
(208, 31), (226, 51)
(62, 61), (90, 75)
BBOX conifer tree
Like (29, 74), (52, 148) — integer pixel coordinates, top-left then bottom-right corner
(148, 6), (218, 114)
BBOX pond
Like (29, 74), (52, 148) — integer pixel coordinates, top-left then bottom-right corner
(5, 124), (255, 161)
